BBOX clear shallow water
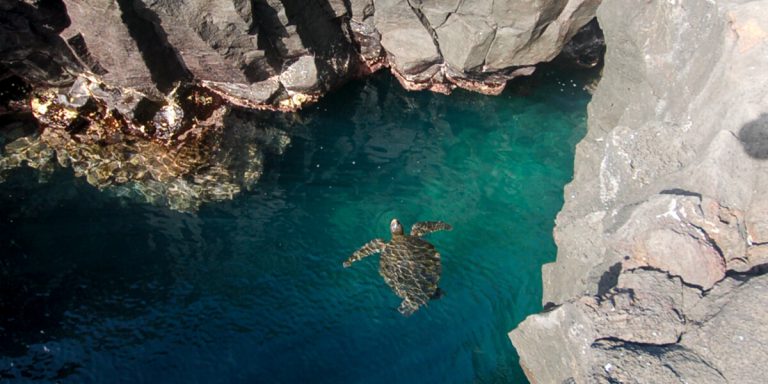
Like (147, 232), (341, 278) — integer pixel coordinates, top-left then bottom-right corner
(0, 68), (592, 383)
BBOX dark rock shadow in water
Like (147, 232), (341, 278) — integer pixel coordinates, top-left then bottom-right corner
(0, 171), (190, 379)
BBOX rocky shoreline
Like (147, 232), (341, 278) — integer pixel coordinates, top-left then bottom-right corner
(509, 0), (768, 382)
(0, 0), (601, 211)
(2, 0), (600, 110)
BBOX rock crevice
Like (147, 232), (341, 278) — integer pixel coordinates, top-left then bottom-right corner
(1, 0), (602, 108)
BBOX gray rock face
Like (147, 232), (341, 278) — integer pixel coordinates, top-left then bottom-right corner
(510, 0), (768, 382)
(279, 56), (320, 93)
(1, 0), (601, 107)
(484, 0), (599, 68)
(513, 269), (768, 383)
(2, 0), (357, 110)
(364, 0), (600, 93)
(374, 0), (442, 76)
(436, 14), (495, 72)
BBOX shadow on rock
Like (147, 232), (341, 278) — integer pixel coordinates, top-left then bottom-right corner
(739, 113), (768, 159)
(597, 262), (622, 297)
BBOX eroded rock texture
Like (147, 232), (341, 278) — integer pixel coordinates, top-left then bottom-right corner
(509, 0), (768, 382)
(58, 0), (358, 110)
(1, 0), (601, 105)
(0, 1), (83, 86)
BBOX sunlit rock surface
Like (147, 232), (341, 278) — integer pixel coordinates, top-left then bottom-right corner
(355, 0), (601, 94)
(509, 0), (768, 382)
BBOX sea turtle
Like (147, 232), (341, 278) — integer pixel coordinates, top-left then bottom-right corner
(343, 219), (453, 316)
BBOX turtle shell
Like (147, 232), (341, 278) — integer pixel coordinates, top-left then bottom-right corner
(379, 235), (442, 311)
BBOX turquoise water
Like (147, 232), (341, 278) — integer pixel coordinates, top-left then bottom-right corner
(0, 68), (591, 383)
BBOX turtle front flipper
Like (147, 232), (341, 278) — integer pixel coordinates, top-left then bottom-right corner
(343, 238), (386, 268)
(411, 221), (453, 237)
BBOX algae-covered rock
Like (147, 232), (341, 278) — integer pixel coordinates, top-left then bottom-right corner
(0, 76), (291, 211)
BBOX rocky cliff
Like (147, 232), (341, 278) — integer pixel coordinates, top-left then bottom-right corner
(354, 0), (599, 93)
(2, 0), (600, 108)
(509, 0), (768, 382)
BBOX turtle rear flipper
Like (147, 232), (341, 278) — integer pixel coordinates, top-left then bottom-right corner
(411, 221), (453, 237)
(344, 238), (386, 268)
(397, 299), (420, 316)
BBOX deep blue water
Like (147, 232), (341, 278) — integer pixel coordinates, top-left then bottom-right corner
(0, 68), (592, 383)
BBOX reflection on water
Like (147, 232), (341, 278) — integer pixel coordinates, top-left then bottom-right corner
(0, 68), (594, 383)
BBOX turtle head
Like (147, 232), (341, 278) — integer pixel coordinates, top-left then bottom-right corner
(390, 218), (404, 236)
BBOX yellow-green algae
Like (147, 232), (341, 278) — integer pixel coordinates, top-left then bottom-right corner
(0, 76), (291, 211)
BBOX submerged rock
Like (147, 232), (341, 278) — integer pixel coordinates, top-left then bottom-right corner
(0, 75), (291, 211)
(510, 0), (768, 382)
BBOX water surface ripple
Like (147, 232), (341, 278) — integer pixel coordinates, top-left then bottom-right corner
(0, 69), (593, 383)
